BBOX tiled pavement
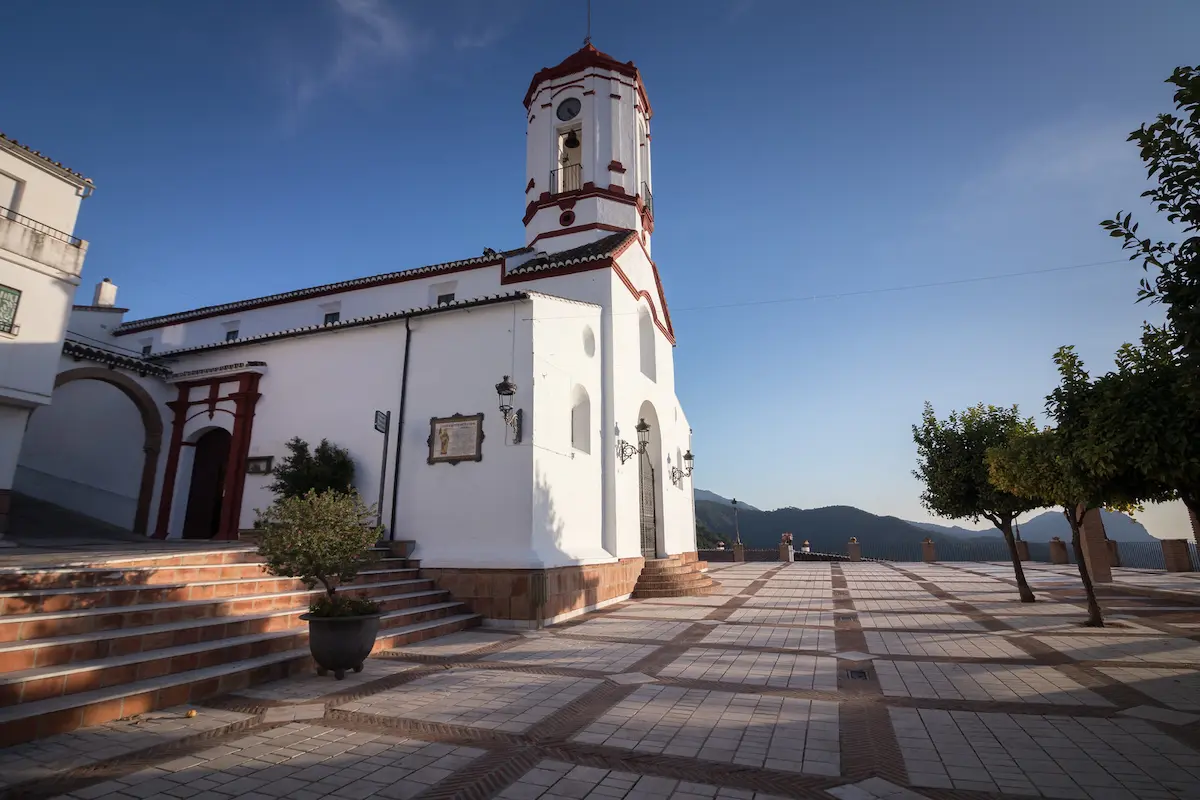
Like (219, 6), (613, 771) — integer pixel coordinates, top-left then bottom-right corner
(6, 561), (1200, 800)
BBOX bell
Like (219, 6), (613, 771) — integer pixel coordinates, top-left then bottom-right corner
(564, 130), (580, 149)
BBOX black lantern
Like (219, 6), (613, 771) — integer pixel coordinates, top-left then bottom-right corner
(683, 449), (694, 472)
(635, 418), (650, 453)
(671, 448), (694, 486)
(495, 375), (522, 443)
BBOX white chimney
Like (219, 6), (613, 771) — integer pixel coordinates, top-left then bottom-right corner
(93, 278), (118, 307)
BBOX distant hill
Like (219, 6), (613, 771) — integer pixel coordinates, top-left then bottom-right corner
(693, 499), (950, 556)
(694, 489), (760, 512)
(911, 510), (1154, 542)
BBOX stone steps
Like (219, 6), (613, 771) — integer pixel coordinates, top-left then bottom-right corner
(0, 545), (479, 746)
(632, 554), (720, 598)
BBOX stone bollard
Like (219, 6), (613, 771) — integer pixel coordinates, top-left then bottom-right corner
(1015, 540), (1030, 562)
(779, 543), (793, 562)
(1079, 507), (1112, 583)
(1049, 537), (1068, 564)
(921, 538), (937, 563)
(847, 538), (861, 562)
(1162, 538), (1195, 572)
(1107, 540), (1121, 568)
(732, 543), (746, 563)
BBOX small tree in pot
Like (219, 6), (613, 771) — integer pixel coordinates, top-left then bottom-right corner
(257, 489), (382, 679)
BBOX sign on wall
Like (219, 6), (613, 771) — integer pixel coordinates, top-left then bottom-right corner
(245, 456), (274, 475)
(427, 413), (485, 465)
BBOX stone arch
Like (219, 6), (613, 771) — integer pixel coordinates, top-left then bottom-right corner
(53, 367), (163, 535)
(636, 399), (665, 558)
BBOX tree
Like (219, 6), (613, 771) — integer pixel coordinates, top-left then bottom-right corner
(257, 489), (381, 617)
(912, 402), (1041, 602)
(1102, 65), (1199, 358)
(269, 437), (355, 500)
(988, 347), (1171, 627)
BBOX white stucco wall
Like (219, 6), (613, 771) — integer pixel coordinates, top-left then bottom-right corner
(529, 294), (606, 565)
(0, 149), (87, 235)
(15, 379), (145, 528)
(0, 255), (79, 407)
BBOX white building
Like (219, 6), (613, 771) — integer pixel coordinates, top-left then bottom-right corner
(0, 132), (94, 540)
(13, 44), (702, 621)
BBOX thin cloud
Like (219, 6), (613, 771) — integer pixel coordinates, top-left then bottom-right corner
(284, 0), (429, 122)
(453, 24), (507, 50)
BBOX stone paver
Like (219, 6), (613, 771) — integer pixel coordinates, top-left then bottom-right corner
(13, 559), (1200, 800)
(482, 636), (659, 673)
(855, 612), (986, 632)
(1097, 666), (1200, 711)
(658, 648), (839, 690)
(0, 706), (252, 791)
(574, 685), (840, 776)
(1035, 634), (1200, 664)
(384, 629), (517, 658)
(503, 759), (792, 800)
(864, 631), (1029, 659)
(890, 707), (1200, 798)
(557, 618), (694, 641)
(50, 724), (488, 800)
(334, 669), (602, 732)
(238, 660), (417, 702)
(875, 661), (1111, 705)
(725, 607), (834, 626)
(701, 623), (835, 651)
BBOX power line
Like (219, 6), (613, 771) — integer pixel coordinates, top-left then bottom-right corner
(523, 256), (1129, 321)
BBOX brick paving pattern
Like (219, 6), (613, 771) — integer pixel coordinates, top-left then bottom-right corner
(3, 559), (1197, 800)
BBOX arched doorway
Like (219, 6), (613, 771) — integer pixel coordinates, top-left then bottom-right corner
(182, 428), (231, 539)
(636, 400), (665, 559)
(16, 368), (163, 535)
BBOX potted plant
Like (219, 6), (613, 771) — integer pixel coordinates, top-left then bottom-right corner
(257, 489), (382, 679)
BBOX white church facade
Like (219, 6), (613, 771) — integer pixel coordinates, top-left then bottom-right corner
(7, 44), (702, 622)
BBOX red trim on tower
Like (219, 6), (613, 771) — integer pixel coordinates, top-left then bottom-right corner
(523, 185), (638, 226)
(525, 178), (535, 193)
(524, 44), (652, 117)
(528, 222), (629, 246)
(607, 160), (626, 173)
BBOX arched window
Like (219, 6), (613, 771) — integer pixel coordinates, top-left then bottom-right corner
(570, 385), (591, 454)
(639, 307), (656, 381)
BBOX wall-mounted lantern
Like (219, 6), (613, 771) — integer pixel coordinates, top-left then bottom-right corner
(495, 375), (522, 444)
(618, 418), (651, 464)
(670, 449), (694, 486)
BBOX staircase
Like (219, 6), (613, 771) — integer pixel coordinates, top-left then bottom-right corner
(0, 545), (479, 746)
(632, 553), (720, 597)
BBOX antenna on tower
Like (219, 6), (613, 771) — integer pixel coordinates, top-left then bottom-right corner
(583, 0), (592, 45)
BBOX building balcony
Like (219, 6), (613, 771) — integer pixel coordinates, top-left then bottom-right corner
(550, 163), (582, 195)
(0, 206), (87, 277)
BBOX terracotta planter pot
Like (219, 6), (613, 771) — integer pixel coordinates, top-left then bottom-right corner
(301, 612), (381, 679)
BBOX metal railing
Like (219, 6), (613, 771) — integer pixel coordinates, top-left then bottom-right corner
(550, 164), (582, 194)
(0, 205), (82, 247)
(641, 182), (653, 216)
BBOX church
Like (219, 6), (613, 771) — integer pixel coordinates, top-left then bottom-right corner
(6, 44), (707, 624)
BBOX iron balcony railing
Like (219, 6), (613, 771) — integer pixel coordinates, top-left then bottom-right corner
(550, 163), (582, 195)
(0, 205), (82, 247)
(641, 182), (653, 216)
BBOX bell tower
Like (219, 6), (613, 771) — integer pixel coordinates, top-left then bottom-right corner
(522, 44), (655, 254)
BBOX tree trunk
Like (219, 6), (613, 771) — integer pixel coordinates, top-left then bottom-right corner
(1065, 507), (1103, 627)
(1182, 495), (1200, 546)
(997, 519), (1036, 602)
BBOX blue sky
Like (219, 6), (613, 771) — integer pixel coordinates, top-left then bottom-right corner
(5, 0), (1199, 536)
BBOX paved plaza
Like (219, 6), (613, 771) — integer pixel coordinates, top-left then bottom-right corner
(5, 560), (1200, 799)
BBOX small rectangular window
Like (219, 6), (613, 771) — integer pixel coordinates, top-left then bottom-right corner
(141, 344), (152, 356)
(225, 330), (239, 342)
(0, 285), (20, 334)
(437, 293), (455, 305)
(324, 312), (340, 325)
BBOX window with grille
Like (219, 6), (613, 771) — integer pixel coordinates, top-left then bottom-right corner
(225, 330), (239, 342)
(324, 312), (340, 325)
(437, 293), (455, 305)
(0, 285), (20, 334)
(141, 344), (152, 356)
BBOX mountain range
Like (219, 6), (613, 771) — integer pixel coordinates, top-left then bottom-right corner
(693, 490), (1154, 551)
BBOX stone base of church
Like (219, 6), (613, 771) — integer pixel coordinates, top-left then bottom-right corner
(422, 557), (645, 628)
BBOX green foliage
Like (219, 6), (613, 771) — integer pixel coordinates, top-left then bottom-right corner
(268, 437), (356, 500)
(1101, 65), (1200, 358)
(310, 594), (380, 617)
(256, 490), (382, 617)
(912, 402), (1041, 527)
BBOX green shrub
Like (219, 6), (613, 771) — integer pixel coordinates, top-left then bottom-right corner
(268, 437), (355, 500)
(256, 489), (382, 617)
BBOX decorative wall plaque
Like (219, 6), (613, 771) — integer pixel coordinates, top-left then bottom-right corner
(427, 413), (485, 465)
(246, 456), (274, 475)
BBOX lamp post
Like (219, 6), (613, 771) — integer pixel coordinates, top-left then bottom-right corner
(495, 375), (522, 443)
(731, 498), (741, 545)
(618, 418), (651, 463)
(670, 449), (694, 486)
